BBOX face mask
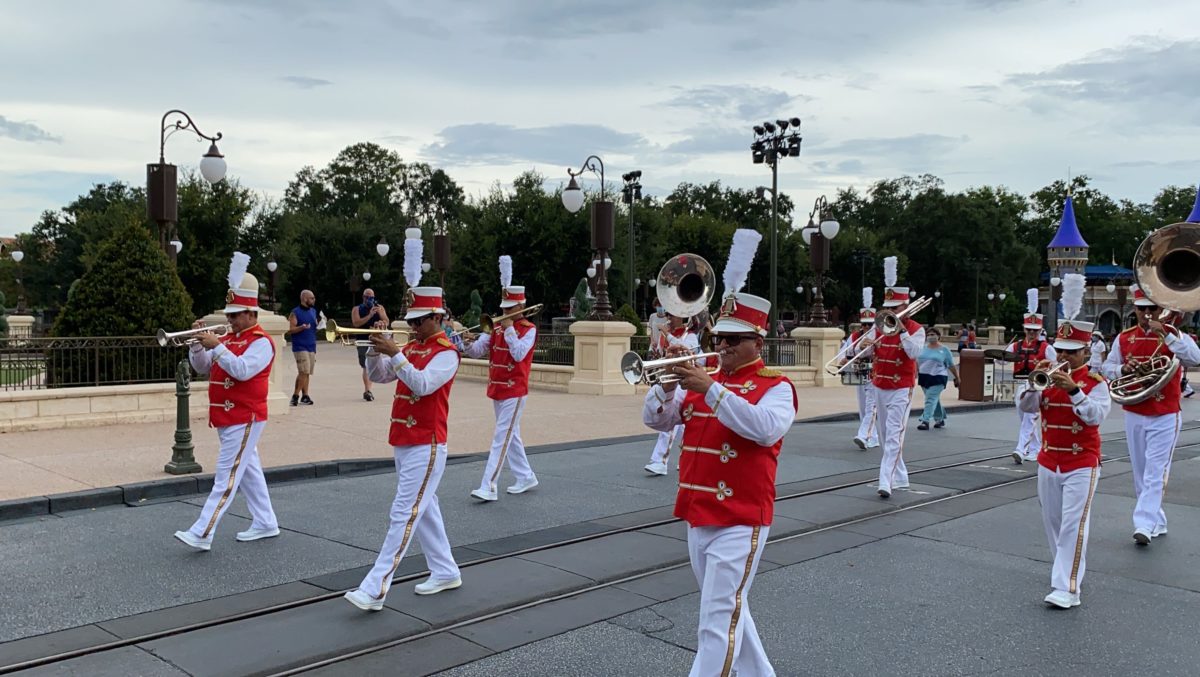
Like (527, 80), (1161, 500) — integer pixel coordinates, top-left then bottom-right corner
(655, 306), (663, 313)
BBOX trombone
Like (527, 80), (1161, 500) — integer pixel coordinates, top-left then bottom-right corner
(1029, 361), (1069, 391)
(824, 296), (933, 376)
(450, 304), (544, 339)
(621, 350), (723, 386)
(157, 324), (231, 347)
(325, 320), (393, 347)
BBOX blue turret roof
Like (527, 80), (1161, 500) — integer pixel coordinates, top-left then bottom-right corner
(1187, 183), (1200, 223)
(1048, 195), (1088, 248)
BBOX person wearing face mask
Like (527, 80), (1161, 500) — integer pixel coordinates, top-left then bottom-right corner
(352, 289), (389, 402)
(648, 298), (670, 358)
(643, 229), (795, 677)
(288, 289), (318, 406)
(1006, 289), (1056, 464)
(643, 310), (698, 476)
(916, 328), (960, 430)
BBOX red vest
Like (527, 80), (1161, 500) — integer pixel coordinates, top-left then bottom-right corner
(1117, 326), (1182, 416)
(1037, 365), (1104, 472)
(675, 359), (798, 527)
(657, 325), (690, 351)
(1013, 338), (1050, 378)
(389, 332), (459, 446)
(872, 319), (921, 390)
(208, 325), (274, 428)
(487, 320), (535, 400)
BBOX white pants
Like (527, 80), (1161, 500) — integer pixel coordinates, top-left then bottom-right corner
(649, 425), (684, 466)
(357, 442), (460, 601)
(1014, 381), (1041, 459)
(875, 387), (913, 491)
(687, 524), (775, 677)
(1125, 411), (1183, 533)
(187, 421), (277, 540)
(856, 383), (879, 447)
(1038, 464), (1100, 594)
(478, 396), (536, 492)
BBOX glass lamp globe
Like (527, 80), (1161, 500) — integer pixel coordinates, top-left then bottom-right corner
(987, 293), (995, 301)
(1105, 283), (1116, 293)
(561, 178), (584, 213)
(405, 227), (422, 240)
(422, 262), (431, 273)
(11, 251), (23, 263)
(1050, 277), (1061, 287)
(586, 267), (596, 278)
(170, 239), (183, 254)
(267, 261), (278, 273)
(801, 227), (814, 246)
(362, 271), (372, 282)
(376, 241), (390, 257)
(819, 218), (840, 239)
(199, 142), (227, 183)
(999, 292), (1007, 301)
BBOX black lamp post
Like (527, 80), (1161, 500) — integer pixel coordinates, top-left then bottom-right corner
(800, 196), (840, 327)
(266, 256), (278, 310)
(562, 155), (614, 321)
(9, 249), (25, 313)
(147, 110), (227, 262)
(850, 247), (870, 292)
(750, 117), (803, 337)
(621, 171), (643, 309)
(934, 289), (944, 323)
(432, 210), (452, 289)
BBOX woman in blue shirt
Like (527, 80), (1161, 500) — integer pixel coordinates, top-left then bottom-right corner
(917, 328), (960, 430)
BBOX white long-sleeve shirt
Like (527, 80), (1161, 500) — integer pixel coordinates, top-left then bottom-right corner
(366, 350), (458, 396)
(642, 380), (796, 448)
(189, 337), (272, 381)
(1102, 330), (1200, 380)
(1018, 375), (1111, 426)
(463, 326), (537, 362)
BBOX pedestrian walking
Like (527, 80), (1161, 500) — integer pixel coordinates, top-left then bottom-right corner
(288, 290), (318, 406)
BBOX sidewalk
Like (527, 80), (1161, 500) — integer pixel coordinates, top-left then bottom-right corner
(0, 344), (978, 501)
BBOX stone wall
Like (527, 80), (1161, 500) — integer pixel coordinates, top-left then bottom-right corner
(0, 382), (208, 432)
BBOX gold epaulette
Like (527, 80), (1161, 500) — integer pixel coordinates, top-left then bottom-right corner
(1090, 372), (1106, 383)
(1120, 325), (1138, 334)
(757, 367), (782, 378)
(437, 337), (455, 349)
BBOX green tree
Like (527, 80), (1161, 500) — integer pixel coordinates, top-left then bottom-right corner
(615, 303), (644, 335)
(572, 279), (593, 320)
(0, 291), (8, 335)
(462, 290), (483, 328)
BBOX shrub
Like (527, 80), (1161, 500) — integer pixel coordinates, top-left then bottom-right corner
(462, 289), (483, 328)
(571, 279), (593, 320)
(615, 303), (644, 335)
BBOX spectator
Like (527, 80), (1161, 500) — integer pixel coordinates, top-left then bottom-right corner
(287, 290), (319, 406)
(351, 289), (389, 401)
(968, 324), (978, 349)
(1089, 330), (1107, 371)
(957, 323), (970, 352)
(647, 298), (669, 357)
(917, 328), (960, 430)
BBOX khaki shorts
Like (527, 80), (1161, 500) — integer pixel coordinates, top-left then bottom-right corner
(294, 350), (316, 375)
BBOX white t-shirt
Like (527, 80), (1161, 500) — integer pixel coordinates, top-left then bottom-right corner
(1089, 338), (1106, 370)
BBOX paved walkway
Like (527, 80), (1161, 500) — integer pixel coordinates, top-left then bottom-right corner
(0, 345), (981, 501)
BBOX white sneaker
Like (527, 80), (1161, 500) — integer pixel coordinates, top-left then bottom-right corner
(893, 482), (910, 490)
(1044, 590), (1080, 609)
(414, 577), (462, 595)
(174, 530), (212, 552)
(344, 589), (385, 611)
(852, 437), (867, 450)
(866, 440), (880, 449)
(1133, 529), (1152, 546)
(506, 478), (539, 494)
(470, 488), (499, 502)
(1151, 525), (1168, 538)
(644, 462), (669, 476)
(236, 526), (280, 542)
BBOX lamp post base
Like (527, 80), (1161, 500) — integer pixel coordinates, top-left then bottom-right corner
(165, 358), (202, 475)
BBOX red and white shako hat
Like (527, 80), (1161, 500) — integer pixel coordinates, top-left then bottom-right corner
(405, 287), (446, 320)
(859, 287), (876, 321)
(714, 228), (768, 336)
(1053, 273), (1090, 350)
(498, 255), (526, 308)
(1129, 283), (1156, 307)
(881, 256), (908, 307)
(1023, 288), (1044, 329)
(223, 252), (260, 314)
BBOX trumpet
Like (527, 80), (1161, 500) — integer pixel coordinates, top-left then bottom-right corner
(621, 350), (722, 386)
(324, 320), (393, 347)
(450, 304), (544, 339)
(1029, 361), (1069, 391)
(157, 324), (231, 347)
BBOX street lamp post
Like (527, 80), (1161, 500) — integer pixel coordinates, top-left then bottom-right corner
(562, 155), (615, 321)
(432, 211), (451, 289)
(800, 196), (840, 327)
(934, 290), (943, 323)
(1048, 275), (1062, 336)
(750, 117), (802, 337)
(266, 258), (278, 309)
(621, 171), (642, 310)
(147, 110), (227, 262)
(9, 249), (25, 313)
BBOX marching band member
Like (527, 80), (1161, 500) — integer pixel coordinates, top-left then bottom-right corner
(1007, 289), (1055, 463)
(644, 310), (699, 476)
(1102, 284), (1200, 546)
(845, 288), (879, 450)
(858, 256), (925, 498)
(1019, 273), (1110, 609)
(643, 229), (795, 677)
(464, 256), (540, 502)
(175, 253), (279, 551)
(345, 281), (464, 610)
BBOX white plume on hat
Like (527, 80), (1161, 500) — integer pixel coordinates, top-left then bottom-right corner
(499, 255), (513, 288)
(862, 287), (872, 309)
(722, 228), (762, 297)
(1062, 273), (1086, 321)
(1026, 288), (1039, 315)
(227, 251), (250, 290)
(403, 235), (423, 288)
(883, 256), (898, 287)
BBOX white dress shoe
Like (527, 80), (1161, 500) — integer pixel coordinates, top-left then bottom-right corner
(893, 483), (910, 490)
(1133, 529), (1152, 546)
(470, 488), (498, 502)
(344, 589), (385, 611)
(506, 478), (539, 494)
(1151, 525), (1168, 538)
(414, 577), (462, 595)
(867, 440), (880, 449)
(644, 462), (669, 476)
(1044, 590), (1081, 609)
(1011, 452), (1023, 465)
(852, 437), (866, 450)
(174, 530), (212, 552)
(236, 526), (280, 542)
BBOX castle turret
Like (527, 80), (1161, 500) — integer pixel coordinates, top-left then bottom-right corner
(1047, 195), (1088, 276)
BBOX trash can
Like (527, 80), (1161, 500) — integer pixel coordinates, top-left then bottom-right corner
(958, 349), (995, 402)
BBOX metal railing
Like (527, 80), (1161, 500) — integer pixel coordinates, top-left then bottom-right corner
(531, 334), (811, 367)
(532, 333), (575, 366)
(0, 336), (190, 391)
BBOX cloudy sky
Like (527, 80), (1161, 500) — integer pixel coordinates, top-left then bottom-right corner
(1, 0), (1198, 236)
